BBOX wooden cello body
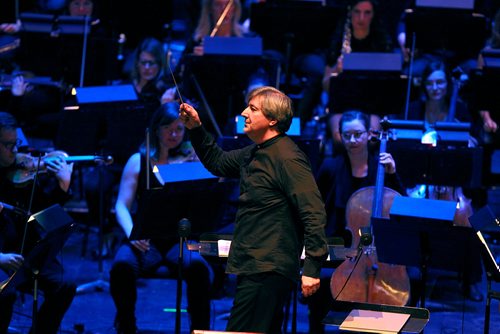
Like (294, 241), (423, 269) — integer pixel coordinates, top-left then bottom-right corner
(330, 126), (410, 306)
(330, 187), (410, 305)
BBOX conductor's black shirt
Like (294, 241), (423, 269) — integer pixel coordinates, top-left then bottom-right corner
(190, 126), (328, 281)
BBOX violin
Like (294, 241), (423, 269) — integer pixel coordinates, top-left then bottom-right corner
(7, 150), (113, 184)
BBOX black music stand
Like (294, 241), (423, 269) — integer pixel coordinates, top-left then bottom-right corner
(130, 163), (229, 334)
(372, 197), (477, 309)
(0, 204), (75, 334)
(386, 120), (483, 189)
(130, 162), (224, 241)
(329, 54), (407, 116)
(404, 2), (488, 62)
(470, 54), (500, 114)
(62, 85), (140, 294)
(249, 1), (340, 88)
(19, 12), (94, 86)
(184, 53), (279, 137)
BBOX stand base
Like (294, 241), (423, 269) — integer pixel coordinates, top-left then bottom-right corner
(76, 278), (109, 294)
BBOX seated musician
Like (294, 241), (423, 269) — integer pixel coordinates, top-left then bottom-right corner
(311, 110), (404, 333)
(177, 0), (277, 135)
(0, 112), (76, 334)
(322, 0), (393, 156)
(109, 102), (214, 334)
(397, 60), (484, 302)
(81, 37), (178, 256)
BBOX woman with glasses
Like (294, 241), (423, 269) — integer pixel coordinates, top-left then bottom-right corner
(309, 110), (403, 334)
(400, 60), (485, 302)
(128, 37), (176, 110)
(404, 60), (472, 127)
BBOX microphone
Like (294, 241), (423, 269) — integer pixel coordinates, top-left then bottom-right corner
(117, 33), (126, 61)
(178, 218), (191, 238)
(359, 226), (372, 246)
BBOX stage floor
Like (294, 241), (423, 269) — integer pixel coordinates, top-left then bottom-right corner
(7, 212), (500, 334)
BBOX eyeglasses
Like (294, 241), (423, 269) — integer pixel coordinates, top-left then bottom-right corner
(424, 79), (447, 88)
(0, 139), (22, 151)
(341, 131), (366, 141)
(139, 60), (158, 68)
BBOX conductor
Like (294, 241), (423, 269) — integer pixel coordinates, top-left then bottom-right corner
(179, 86), (329, 333)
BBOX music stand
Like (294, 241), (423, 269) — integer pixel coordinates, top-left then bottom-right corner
(131, 163), (229, 334)
(184, 53), (279, 136)
(386, 120), (483, 188)
(371, 197), (477, 309)
(249, 1), (340, 88)
(131, 162), (225, 241)
(19, 12), (94, 86)
(470, 57), (500, 114)
(61, 85), (141, 294)
(0, 204), (75, 333)
(404, 3), (488, 61)
(329, 55), (407, 116)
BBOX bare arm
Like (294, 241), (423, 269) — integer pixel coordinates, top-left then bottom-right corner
(115, 153), (150, 252)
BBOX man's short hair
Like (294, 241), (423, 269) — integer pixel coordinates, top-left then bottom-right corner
(246, 86), (293, 133)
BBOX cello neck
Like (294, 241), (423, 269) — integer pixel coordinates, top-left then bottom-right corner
(371, 132), (388, 219)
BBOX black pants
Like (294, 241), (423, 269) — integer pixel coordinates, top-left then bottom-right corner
(226, 272), (295, 334)
(109, 241), (214, 333)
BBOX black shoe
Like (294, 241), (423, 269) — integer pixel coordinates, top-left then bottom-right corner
(114, 315), (139, 334)
(465, 283), (484, 302)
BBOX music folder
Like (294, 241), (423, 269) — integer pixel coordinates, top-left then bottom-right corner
(20, 12), (93, 35)
(203, 36), (263, 56)
(342, 53), (402, 73)
(152, 161), (217, 186)
(75, 85), (138, 105)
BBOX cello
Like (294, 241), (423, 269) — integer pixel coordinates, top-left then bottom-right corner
(330, 120), (410, 305)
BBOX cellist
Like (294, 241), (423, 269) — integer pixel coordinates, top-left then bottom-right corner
(399, 60), (484, 302)
(0, 112), (76, 334)
(309, 110), (405, 334)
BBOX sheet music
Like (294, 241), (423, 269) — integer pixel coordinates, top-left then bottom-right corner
(340, 309), (410, 334)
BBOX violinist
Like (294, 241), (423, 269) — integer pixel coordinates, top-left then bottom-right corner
(0, 112), (76, 334)
(311, 110), (404, 334)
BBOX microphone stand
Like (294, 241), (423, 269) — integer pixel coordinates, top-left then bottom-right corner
(176, 218), (191, 334)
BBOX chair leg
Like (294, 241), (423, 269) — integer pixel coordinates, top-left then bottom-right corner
(484, 279), (491, 334)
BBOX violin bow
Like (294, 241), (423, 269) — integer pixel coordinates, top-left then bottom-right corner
(210, 0), (234, 37)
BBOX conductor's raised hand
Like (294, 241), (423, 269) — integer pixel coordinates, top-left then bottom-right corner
(179, 103), (202, 129)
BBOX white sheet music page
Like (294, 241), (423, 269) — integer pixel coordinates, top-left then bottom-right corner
(340, 309), (410, 334)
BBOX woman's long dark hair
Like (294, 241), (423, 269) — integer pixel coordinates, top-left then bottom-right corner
(139, 102), (188, 160)
(131, 37), (168, 85)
